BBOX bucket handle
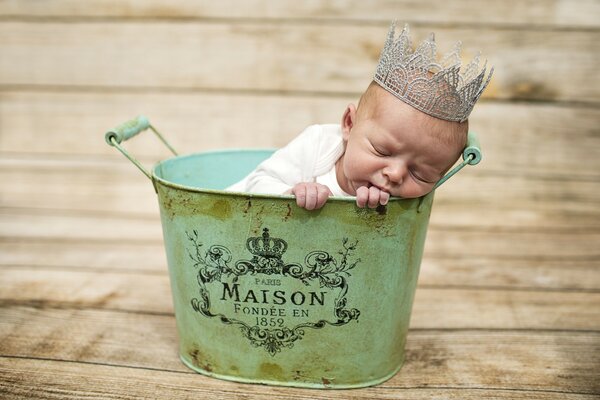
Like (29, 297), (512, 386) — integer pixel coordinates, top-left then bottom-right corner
(105, 116), (479, 191)
(433, 131), (482, 191)
(105, 115), (178, 180)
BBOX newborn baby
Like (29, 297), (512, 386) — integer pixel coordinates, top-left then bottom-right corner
(228, 22), (492, 210)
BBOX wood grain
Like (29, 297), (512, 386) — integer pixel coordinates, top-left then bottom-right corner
(1, 92), (598, 177)
(1, 156), (599, 230)
(2, 357), (597, 399)
(0, 307), (598, 396)
(2, 239), (598, 291)
(1, 2), (599, 397)
(1, 208), (598, 259)
(1, 0), (598, 28)
(0, 268), (598, 331)
(1, 22), (598, 103)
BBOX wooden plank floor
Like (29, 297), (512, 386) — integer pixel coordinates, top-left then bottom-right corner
(1, 1), (599, 399)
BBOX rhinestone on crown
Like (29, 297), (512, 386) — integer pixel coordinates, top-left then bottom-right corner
(373, 21), (494, 122)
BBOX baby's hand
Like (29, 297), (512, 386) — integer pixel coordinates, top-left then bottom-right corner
(355, 185), (390, 208)
(290, 182), (333, 210)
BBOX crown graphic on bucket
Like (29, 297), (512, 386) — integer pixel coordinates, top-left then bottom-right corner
(373, 21), (494, 122)
(246, 228), (288, 258)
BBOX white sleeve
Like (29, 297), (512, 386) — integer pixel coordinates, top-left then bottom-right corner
(235, 125), (321, 194)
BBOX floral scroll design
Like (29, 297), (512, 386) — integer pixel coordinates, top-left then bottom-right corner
(186, 228), (361, 356)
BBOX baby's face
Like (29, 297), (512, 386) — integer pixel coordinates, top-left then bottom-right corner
(336, 95), (464, 199)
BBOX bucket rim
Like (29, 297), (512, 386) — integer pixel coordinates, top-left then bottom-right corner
(151, 149), (432, 204)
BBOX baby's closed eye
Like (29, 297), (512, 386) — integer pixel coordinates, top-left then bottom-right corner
(410, 169), (437, 184)
(370, 142), (390, 157)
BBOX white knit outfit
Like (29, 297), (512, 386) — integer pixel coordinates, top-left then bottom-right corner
(227, 124), (350, 196)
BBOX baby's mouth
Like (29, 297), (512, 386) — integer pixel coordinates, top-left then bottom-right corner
(368, 182), (388, 192)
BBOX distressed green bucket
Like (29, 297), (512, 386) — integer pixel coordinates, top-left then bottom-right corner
(106, 116), (481, 389)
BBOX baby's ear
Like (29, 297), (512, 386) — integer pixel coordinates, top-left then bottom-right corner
(341, 104), (357, 140)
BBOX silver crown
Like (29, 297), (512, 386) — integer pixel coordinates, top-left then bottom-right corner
(373, 22), (494, 122)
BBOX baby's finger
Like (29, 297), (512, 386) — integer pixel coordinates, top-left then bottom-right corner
(304, 185), (318, 210)
(368, 186), (380, 208)
(292, 185), (307, 208)
(355, 186), (369, 208)
(315, 185), (331, 209)
(379, 191), (390, 206)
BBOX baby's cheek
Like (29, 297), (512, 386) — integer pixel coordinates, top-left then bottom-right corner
(398, 182), (433, 199)
(412, 184), (435, 198)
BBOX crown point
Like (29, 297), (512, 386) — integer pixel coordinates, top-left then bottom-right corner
(455, 41), (463, 53)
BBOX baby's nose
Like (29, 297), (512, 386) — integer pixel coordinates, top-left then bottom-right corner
(383, 162), (406, 183)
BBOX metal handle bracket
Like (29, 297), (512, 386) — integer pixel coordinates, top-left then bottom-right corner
(105, 115), (178, 181)
(433, 131), (482, 191)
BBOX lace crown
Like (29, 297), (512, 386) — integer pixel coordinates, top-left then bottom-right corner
(373, 22), (494, 122)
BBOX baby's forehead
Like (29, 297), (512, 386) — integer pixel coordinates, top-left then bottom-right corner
(368, 91), (430, 126)
(360, 81), (466, 136)
(368, 104), (465, 153)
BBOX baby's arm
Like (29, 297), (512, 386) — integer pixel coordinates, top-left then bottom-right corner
(239, 125), (334, 210)
(242, 130), (315, 194)
(231, 125), (366, 210)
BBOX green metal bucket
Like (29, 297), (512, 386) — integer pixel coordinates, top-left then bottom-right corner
(106, 116), (481, 389)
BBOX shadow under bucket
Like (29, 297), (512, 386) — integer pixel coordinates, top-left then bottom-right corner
(105, 116), (481, 389)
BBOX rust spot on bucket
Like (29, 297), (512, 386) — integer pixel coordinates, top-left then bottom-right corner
(259, 362), (284, 380)
(208, 199), (232, 220)
(243, 199), (252, 214)
(283, 203), (292, 221)
(351, 205), (397, 237)
(189, 349), (214, 372)
(321, 377), (333, 386)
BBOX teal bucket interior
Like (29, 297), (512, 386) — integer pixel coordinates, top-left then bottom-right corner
(154, 149), (276, 192)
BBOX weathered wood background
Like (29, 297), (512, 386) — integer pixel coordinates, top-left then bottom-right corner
(1, 1), (599, 399)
